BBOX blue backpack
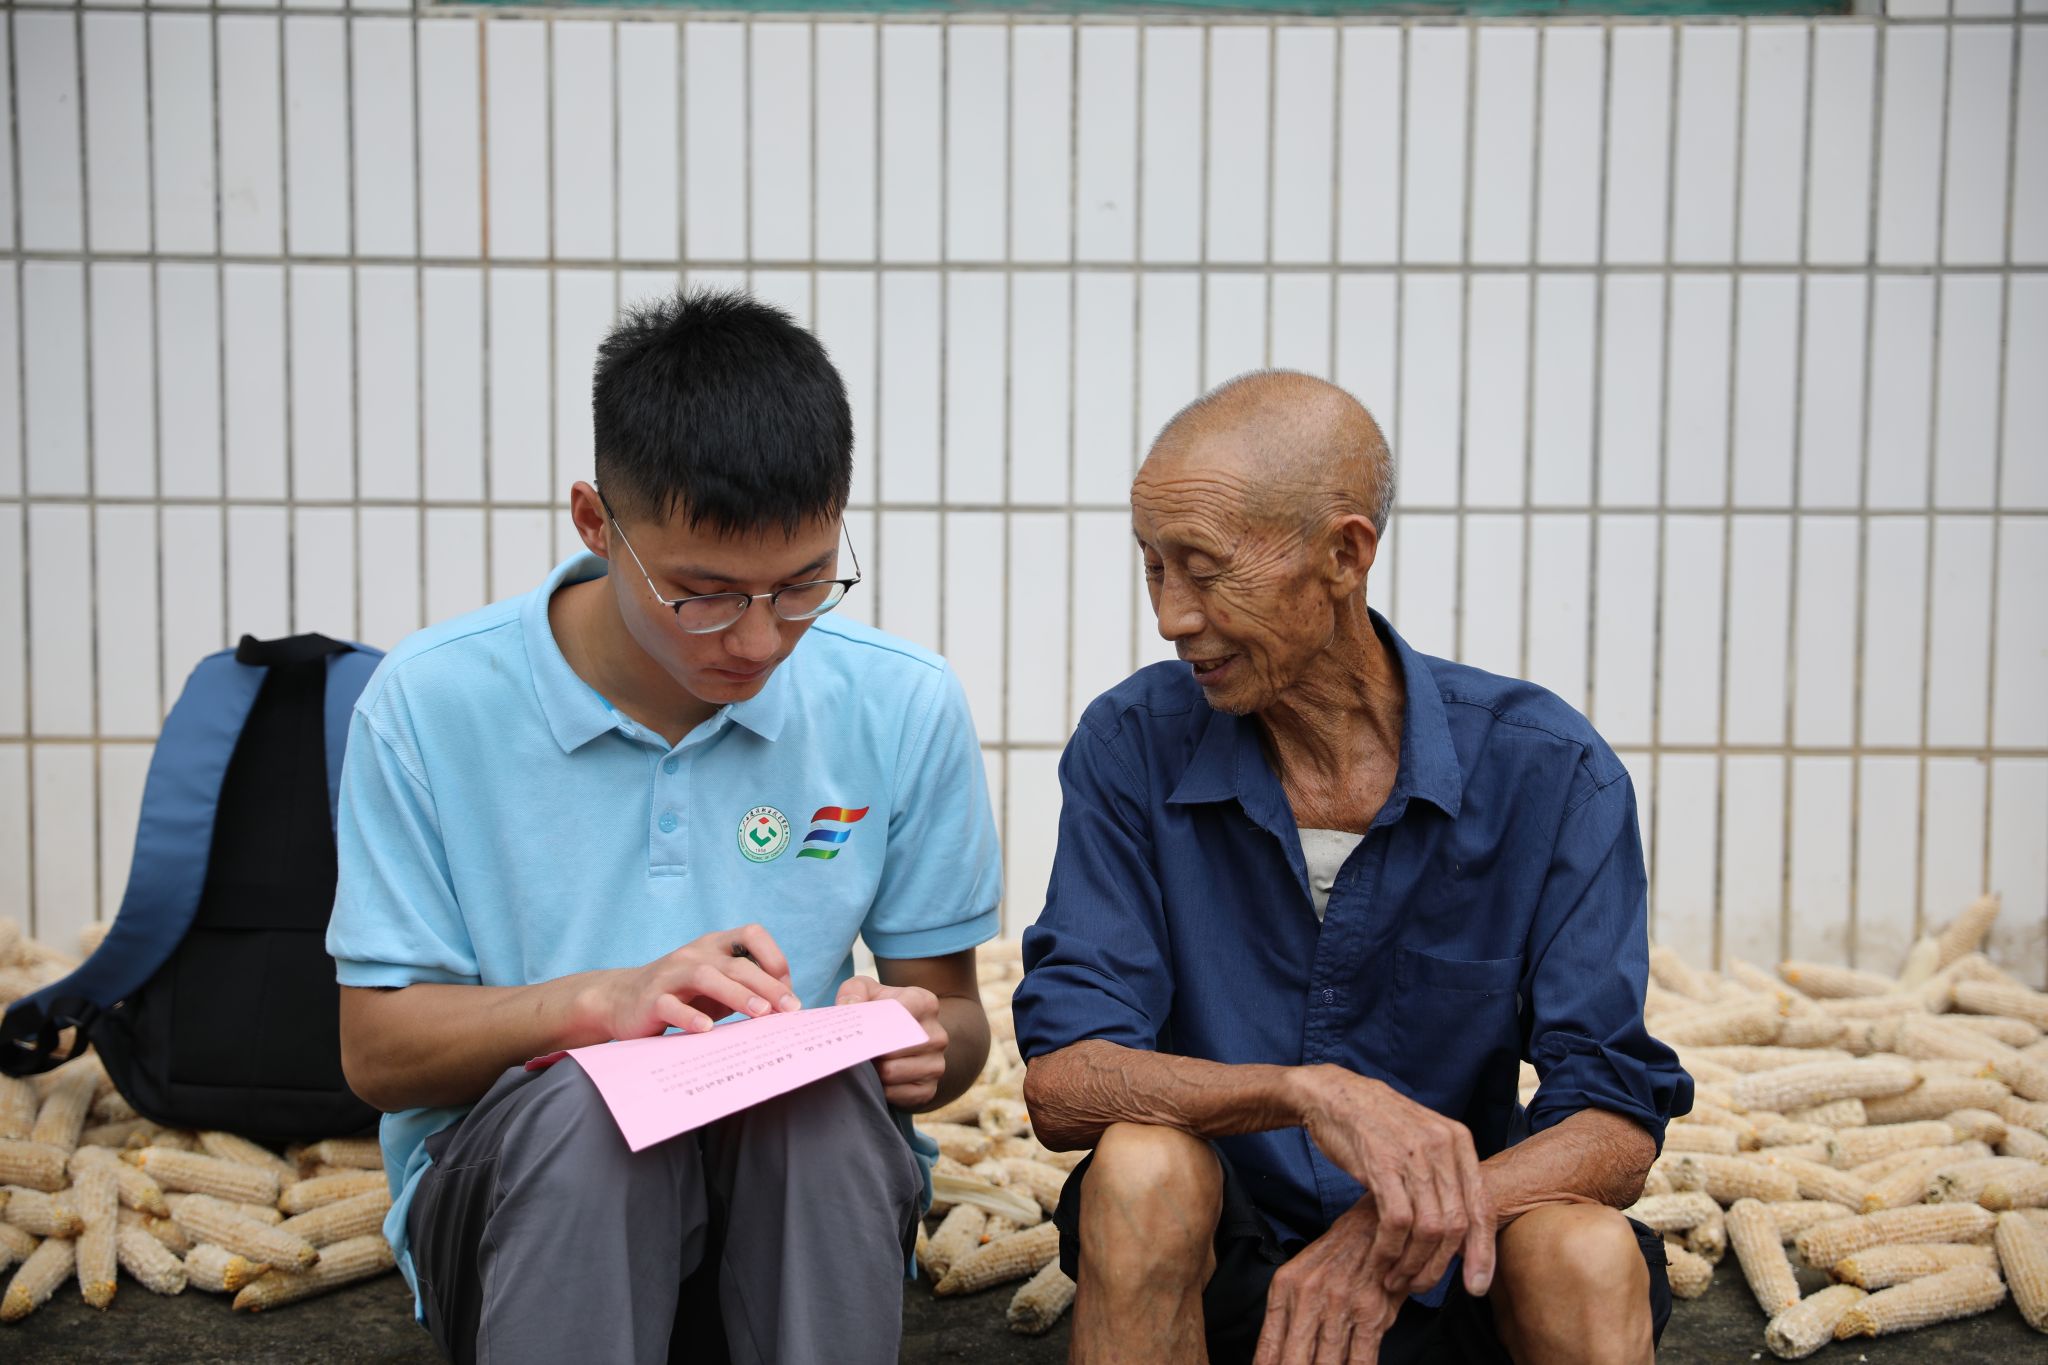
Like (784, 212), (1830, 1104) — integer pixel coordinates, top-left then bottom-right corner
(0, 634), (383, 1142)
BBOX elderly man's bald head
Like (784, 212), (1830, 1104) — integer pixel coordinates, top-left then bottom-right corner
(1144, 371), (1395, 536)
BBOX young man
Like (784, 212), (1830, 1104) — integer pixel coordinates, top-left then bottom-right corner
(328, 290), (1002, 1364)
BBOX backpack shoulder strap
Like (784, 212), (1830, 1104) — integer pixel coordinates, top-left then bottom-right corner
(1, 647), (266, 1074)
(323, 645), (384, 827)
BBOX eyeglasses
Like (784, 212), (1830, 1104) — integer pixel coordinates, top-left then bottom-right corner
(596, 486), (863, 635)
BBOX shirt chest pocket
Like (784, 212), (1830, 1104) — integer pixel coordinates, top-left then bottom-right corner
(1389, 948), (1525, 1115)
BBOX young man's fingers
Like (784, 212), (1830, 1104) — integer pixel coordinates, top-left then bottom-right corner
(653, 993), (714, 1034)
(731, 923), (793, 983)
(672, 962), (770, 1020)
(723, 958), (799, 1012)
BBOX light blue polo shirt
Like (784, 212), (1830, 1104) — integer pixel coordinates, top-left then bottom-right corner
(326, 552), (1003, 1306)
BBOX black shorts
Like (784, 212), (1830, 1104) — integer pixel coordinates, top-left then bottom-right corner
(1052, 1144), (1673, 1365)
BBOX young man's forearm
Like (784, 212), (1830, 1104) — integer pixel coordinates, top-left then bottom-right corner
(339, 975), (614, 1113)
(1478, 1108), (1657, 1225)
(924, 993), (993, 1112)
(1023, 1038), (1312, 1150)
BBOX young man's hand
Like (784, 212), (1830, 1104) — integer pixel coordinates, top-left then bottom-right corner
(836, 975), (946, 1109)
(580, 923), (803, 1040)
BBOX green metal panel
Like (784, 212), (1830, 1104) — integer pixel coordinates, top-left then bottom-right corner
(445, 2), (1851, 16)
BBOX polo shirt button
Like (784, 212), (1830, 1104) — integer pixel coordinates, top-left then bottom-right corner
(662, 757), (679, 775)
(1322, 989), (1335, 1004)
(658, 811), (679, 834)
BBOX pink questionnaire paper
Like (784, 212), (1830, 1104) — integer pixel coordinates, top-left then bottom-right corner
(565, 1000), (930, 1152)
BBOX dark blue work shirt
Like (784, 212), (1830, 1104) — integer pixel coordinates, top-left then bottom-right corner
(1013, 610), (1692, 1269)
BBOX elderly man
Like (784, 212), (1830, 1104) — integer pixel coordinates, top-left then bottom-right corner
(1013, 372), (1691, 1365)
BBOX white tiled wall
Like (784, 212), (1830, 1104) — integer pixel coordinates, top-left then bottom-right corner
(2, 2), (2045, 987)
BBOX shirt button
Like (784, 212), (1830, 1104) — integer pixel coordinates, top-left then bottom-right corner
(662, 757), (679, 775)
(1322, 989), (1335, 1005)
(658, 811), (679, 834)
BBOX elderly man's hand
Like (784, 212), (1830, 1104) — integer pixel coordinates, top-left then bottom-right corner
(1294, 1066), (1495, 1299)
(1253, 1195), (1401, 1365)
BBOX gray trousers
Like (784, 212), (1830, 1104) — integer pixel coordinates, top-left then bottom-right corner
(407, 1058), (924, 1365)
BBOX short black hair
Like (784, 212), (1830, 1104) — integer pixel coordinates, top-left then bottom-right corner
(592, 288), (854, 536)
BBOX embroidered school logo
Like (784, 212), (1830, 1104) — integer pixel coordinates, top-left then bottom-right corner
(797, 805), (870, 861)
(737, 806), (792, 863)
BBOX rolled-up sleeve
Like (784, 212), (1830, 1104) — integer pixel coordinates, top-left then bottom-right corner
(1520, 772), (1693, 1147)
(1011, 718), (1175, 1061)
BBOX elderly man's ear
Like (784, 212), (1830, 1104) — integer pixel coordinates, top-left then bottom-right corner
(1322, 513), (1380, 597)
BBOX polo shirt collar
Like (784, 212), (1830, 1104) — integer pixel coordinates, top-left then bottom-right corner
(523, 553), (793, 753)
(1166, 609), (1464, 822)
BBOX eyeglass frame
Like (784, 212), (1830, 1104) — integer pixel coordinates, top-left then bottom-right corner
(594, 485), (864, 635)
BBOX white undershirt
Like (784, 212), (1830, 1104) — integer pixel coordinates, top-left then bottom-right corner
(1298, 827), (1366, 922)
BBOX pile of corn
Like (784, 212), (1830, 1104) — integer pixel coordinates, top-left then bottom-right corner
(0, 918), (396, 1326)
(911, 938), (1084, 1336)
(1604, 893), (2048, 1357)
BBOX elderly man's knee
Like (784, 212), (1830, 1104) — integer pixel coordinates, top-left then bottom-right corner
(1497, 1206), (1652, 1365)
(1079, 1125), (1223, 1273)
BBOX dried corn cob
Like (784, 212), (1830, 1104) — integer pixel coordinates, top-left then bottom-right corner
(1894, 1014), (2006, 1064)
(977, 1098), (1031, 1138)
(1814, 993), (1932, 1020)
(1662, 1240), (1714, 1298)
(174, 1195), (283, 1226)
(922, 1085), (988, 1126)
(1640, 1167), (1673, 1197)
(0, 1139), (69, 1192)
(1852, 1139), (1989, 1184)
(0, 1228), (30, 1283)
(298, 1138), (383, 1171)
(1664, 1125), (1741, 1156)
(1764, 1283), (1866, 1359)
(1765, 1142), (1833, 1166)
(990, 1135), (1085, 1173)
(1674, 1054), (1741, 1086)
(1943, 1011), (2045, 1049)
(73, 1163), (118, 1309)
(184, 1242), (268, 1294)
(934, 1221), (1059, 1296)
(1992, 1052), (2048, 1105)
(1765, 1201), (1854, 1243)
(232, 1232), (394, 1311)
(1785, 1098), (1866, 1129)
(1650, 946), (1722, 1002)
(1995, 1210), (2048, 1332)
(29, 1052), (105, 1102)
(1776, 1016), (1850, 1050)
(1828, 1121), (1960, 1169)
(276, 1168), (386, 1215)
(1693, 1046), (1852, 1074)
(1685, 1206), (1727, 1264)
(1997, 1094), (2048, 1137)
(1832, 1263), (2005, 1337)
(998, 1159), (1067, 1215)
(981, 1215), (1020, 1244)
(68, 1145), (168, 1217)
(1758, 1121), (1835, 1149)
(923, 1205), (987, 1280)
(1007, 1259), (1076, 1336)
(1727, 1199), (1801, 1315)
(0, 1235), (73, 1322)
(1623, 1192), (1722, 1235)
(916, 1122), (995, 1166)
(2000, 1125), (2048, 1163)
(4, 1188), (83, 1237)
(1675, 1154), (1798, 1205)
(89, 1090), (136, 1124)
(1658, 1000), (1784, 1048)
(1982, 1168), (2048, 1211)
(114, 1224), (186, 1296)
(1756, 1155), (1869, 1210)
(78, 1118), (158, 1150)
(29, 1064), (97, 1153)
(278, 1189), (390, 1249)
(1779, 962), (1898, 999)
(117, 1205), (191, 1255)
(1830, 1242), (1999, 1289)
(1795, 1203), (1995, 1270)
(1861, 1146), (1991, 1212)
(968, 1157), (1009, 1188)
(148, 1130), (200, 1153)
(0, 1078), (34, 1143)
(1864, 1078), (2008, 1125)
(1729, 958), (1814, 1008)
(124, 1146), (281, 1205)
(168, 1193), (319, 1270)
(1729, 1059), (1918, 1115)
(199, 1131), (300, 1188)
(1933, 895), (2000, 968)
(1926, 1155), (2037, 1204)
